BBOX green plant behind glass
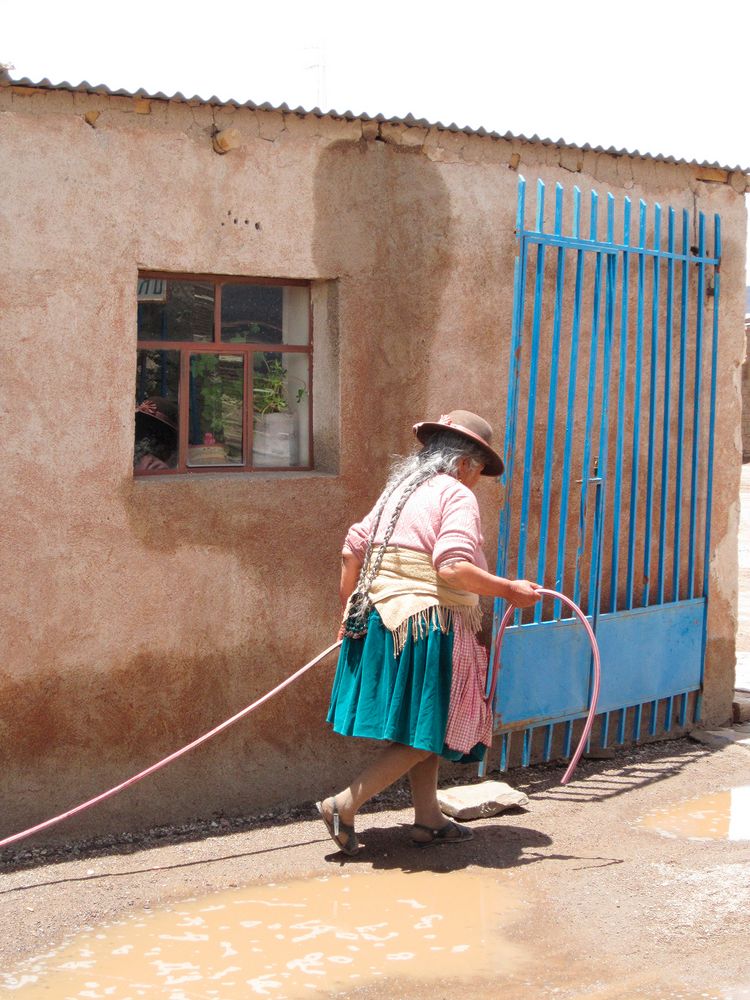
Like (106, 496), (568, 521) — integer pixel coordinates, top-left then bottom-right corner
(253, 358), (307, 415)
(192, 355), (242, 437)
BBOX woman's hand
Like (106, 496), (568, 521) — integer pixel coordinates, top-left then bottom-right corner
(505, 579), (543, 607)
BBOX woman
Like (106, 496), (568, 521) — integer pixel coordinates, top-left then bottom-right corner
(318, 410), (541, 854)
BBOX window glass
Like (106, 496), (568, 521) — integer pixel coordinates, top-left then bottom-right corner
(221, 284), (309, 345)
(134, 276), (314, 474)
(188, 354), (244, 467)
(252, 352), (310, 468)
(138, 279), (215, 342)
(134, 350), (180, 471)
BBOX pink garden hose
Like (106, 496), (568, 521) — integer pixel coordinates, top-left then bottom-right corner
(0, 640), (343, 850)
(0, 589), (601, 850)
(489, 588), (602, 786)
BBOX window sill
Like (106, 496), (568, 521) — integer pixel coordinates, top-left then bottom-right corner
(133, 469), (339, 484)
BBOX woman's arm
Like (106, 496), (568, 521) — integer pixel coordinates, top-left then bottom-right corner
(437, 560), (541, 607)
(340, 551), (363, 608)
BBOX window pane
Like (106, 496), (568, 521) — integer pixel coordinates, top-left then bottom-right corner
(134, 350), (180, 471)
(138, 279), (215, 342)
(188, 354), (244, 466)
(221, 284), (309, 345)
(252, 352), (310, 468)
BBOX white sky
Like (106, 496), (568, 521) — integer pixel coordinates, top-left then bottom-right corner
(3, 0), (749, 272)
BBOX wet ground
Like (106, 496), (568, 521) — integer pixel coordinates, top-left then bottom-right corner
(2, 735), (750, 999)
(3, 468), (750, 998)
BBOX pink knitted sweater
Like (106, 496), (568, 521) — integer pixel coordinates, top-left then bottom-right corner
(343, 473), (488, 572)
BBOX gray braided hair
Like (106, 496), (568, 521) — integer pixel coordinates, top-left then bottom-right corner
(343, 429), (488, 636)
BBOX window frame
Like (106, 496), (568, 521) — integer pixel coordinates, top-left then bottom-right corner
(135, 271), (314, 476)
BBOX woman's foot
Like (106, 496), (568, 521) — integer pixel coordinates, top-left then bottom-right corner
(411, 819), (474, 847)
(316, 796), (360, 855)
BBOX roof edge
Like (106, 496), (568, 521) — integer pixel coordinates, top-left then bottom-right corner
(3, 71), (749, 176)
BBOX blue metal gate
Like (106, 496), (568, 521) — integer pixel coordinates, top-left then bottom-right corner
(490, 176), (721, 770)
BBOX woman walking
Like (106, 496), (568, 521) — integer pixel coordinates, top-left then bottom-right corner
(319, 410), (541, 854)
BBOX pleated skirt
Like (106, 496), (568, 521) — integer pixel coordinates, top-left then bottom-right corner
(327, 609), (485, 763)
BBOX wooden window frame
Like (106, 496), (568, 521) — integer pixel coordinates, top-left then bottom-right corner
(135, 271), (314, 476)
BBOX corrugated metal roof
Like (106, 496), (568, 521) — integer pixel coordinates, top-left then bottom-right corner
(5, 73), (749, 175)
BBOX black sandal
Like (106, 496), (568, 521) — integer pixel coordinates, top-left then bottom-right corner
(411, 820), (474, 847)
(316, 797), (360, 856)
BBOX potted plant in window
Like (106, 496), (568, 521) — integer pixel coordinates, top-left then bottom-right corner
(252, 358), (306, 467)
(188, 355), (242, 466)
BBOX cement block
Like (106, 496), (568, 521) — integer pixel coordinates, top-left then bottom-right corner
(437, 781), (529, 820)
(733, 695), (750, 723)
(689, 727), (750, 750)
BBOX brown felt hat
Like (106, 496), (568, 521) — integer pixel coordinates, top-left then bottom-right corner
(135, 396), (178, 432)
(413, 409), (504, 477)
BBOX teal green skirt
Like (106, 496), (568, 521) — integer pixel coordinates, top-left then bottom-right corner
(327, 609), (485, 763)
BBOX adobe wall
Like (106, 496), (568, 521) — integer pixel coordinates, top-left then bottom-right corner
(743, 323), (750, 461)
(0, 81), (746, 843)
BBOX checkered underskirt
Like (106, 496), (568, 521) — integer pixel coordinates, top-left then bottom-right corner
(444, 614), (493, 755)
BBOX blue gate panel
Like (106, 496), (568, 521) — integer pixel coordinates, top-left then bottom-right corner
(495, 597), (704, 731)
(594, 598), (704, 712)
(495, 617), (591, 727)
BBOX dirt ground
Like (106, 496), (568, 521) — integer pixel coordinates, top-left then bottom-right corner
(3, 469), (750, 998)
(3, 737), (750, 998)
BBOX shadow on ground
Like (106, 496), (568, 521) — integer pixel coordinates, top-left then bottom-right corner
(0, 737), (714, 876)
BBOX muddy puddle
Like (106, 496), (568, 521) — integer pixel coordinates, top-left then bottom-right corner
(2, 870), (527, 998)
(636, 784), (750, 842)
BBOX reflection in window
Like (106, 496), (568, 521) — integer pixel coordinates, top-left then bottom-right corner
(188, 354), (244, 466)
(138, 280), (214, 342)
(134, 274), (312, 474)
(134, 350), (180, 472)
(221, 284), (308, 345)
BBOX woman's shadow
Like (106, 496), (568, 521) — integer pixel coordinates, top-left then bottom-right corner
(318, 807), (621, 874)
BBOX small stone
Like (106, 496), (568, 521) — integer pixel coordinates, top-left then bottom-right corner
(437, 780), (529, 820)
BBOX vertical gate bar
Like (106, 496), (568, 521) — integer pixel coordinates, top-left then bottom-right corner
(543, 724), (554, 761)
(699, 214), (722, 694)
(664, 696), (674, 731)
(515, 180), (546, 611)
(500, 732), (511, 772)
(678, 692), (688, 726)
(553, 187), (585, 619)
(610, 196), (632, 613)
(672, 209), (690, 602)
(535, 183), (566, 623)
(694, 691), (703, 724)
(632, 703), (643, 741)
(563, 721), (573, 758)
(688, 212), (707, 599)
(642, 202), (662, 608)
(658, 208), (676, 604)
(616, 708), (627, 744)
(588, 196), (617, 623)
(600, 711), (610, 749)
(626, 201), (648, 608)
(522, 727), (533, 767)
(573, 190), (602, 609)
(648, 699), (658, 737)
(495, 177), (528, 632)
(587, 476), (605, 626)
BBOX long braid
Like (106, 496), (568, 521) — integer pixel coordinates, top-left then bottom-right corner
(342, 429), (487, 638)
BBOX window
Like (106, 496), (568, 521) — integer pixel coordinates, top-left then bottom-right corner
(134, 274), (312, 474)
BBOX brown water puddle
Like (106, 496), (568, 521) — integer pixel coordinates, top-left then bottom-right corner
(635, 785), (750, 842)
(2, 870), (526, 998)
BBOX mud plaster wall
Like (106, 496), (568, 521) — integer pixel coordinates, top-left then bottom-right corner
(743, 323), (750, 460)
(0, 85), (746, 842)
